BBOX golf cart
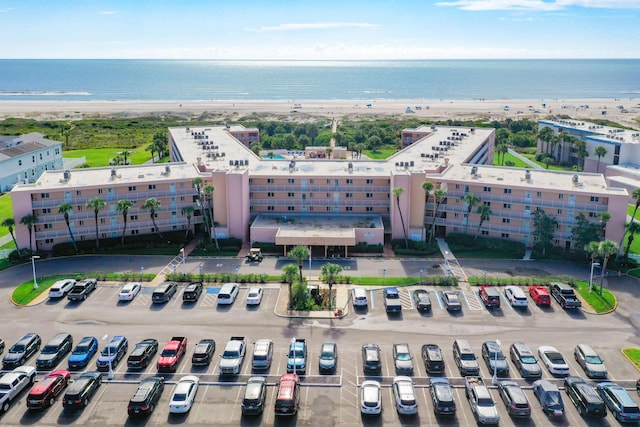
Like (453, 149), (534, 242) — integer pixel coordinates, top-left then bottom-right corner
(246, 248), (263, 262)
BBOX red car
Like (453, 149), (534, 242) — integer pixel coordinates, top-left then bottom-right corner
(529, 286), (551, 307)
(479, 286), (501, 308)
(26, 369), (70, 409)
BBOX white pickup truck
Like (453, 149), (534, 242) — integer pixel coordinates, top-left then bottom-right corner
(219, 336), (246, 376)
(0, 365), (36, 413)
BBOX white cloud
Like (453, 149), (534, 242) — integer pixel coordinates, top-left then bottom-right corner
(255, 22), (379, 32)
(435, 0), (640, 11)
(99, 11), (118, 15)
(0, 7), (14, 13)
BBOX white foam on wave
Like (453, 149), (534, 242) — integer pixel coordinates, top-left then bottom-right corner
(0, 90), (91, 96)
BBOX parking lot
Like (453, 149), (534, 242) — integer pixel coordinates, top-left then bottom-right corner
(1, 278), (639, 426)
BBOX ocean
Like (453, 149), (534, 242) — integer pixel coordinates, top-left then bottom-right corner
(0, 59), (638, 102)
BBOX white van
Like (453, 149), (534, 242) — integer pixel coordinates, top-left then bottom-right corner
(218, 283), (240, 305)
(48, 279), (76, 298)
(352, 287), (368, 307)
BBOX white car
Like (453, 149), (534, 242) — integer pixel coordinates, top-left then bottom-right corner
(360, 380), (382, 415)
(217, 283), (239, 305)
(505, 286), (528, 307)
(48, 279), (76, 298)
(392, 376), (418, 415)
(538, 346), (570, 376)
(118, 282), (142, 301)
(246, 286), (264, 305)
(169, 375), (199, 413)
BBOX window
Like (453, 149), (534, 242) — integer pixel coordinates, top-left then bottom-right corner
(42, 208), (51, 214)
(366, 207), (373, 212)
(589, 212), (598, 218)
(39, 153), (43, 160)
(366, 179), (373, 184)
(128, 186), (137, 191)
(481, 230), (489, 235)
(130, 215), (138, 220)
(501, 233), (510, 238)
(558, 193), (564, 199)
(483, 201), (491, 207)
(557, 209), (563, 214)
(148, 184), (156, 190)
(326, 179), (331, 184)
(32, 155), (35, 162)
(483, 186), (492, 192)
(98, 188), (103, 194)
(536, 191), (542, 197)
(267, 178), (274, 184)
(31, 168), (36, 176)
(309, 193), (313, 198)
(79, 220), (84, 226)
(366, 193), (373, 198)
(268, 192), (274, 197)
(77, 205), (82, 211)
(455, 184), (460, 189)
(590, 196), (599, 202)
(309, 179), (314, 184)
(55, 148), (60, 155)
(326, 193), (330, 198)
(503, 203), (511, 209)
(345, 193), (353, 198)
(288, 192), (295, 197)
(131, 230), (139, 235)
(45, 238), (54, 244)
(287, 178), (295, 184)
(76, 190), (82, 196)
(502, 218), (510, 223)
(180, 196), (185, 201)
(287, 206), (295, 211)
(44, 223), (53, 229)
(267, 206), (274, 211)
(41, 193), (50, 198)
(18, 160), (22, 166)
(345, 207), (353, 211)
(100, 218), (106, 224)
(454, 213), (459, 218)
(326, 206), (331, 211)
(503, 188), (512, 194)
(346, 179), (353, 184)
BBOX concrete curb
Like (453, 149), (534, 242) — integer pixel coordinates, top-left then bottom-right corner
(272, 283), (349, 320)
(621, 348), (640, 373)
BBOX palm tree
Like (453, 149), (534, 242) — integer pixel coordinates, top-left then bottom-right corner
(624, 222), (640, 258)
(116, 199), (133, 245)
(585, 240), (601, 290)
(496, 143), (508, 165)
(58, 202), (78, 253)
(475, 204), (492, 240)
(321, 263), (343, 310)
(1, 218), (19, 251)
(182, 206), (194, 239)
(594, 146), (607, 173)
(203, 184), (220, 251)
(598, 211), (611, 239)
(146, 143), (157, 163)
(20, 214), (38, 253)
(597, 240), (618, 296)
(142, 198), (163, 239)
(538, 126), (554, 154)
(392, 187), (409, 249)
(463, 193), (481, 234)
(429, 189), (447, 243)
(192, 177), (204, 194)
(422, 181), (434, 242)
(288, 245), (310, 283)
(282, 264), (299, 310)
(618, 188), (640, 255)
(86, 198), (106, 250)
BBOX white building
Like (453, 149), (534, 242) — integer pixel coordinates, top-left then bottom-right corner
(0, 133), (63, 192)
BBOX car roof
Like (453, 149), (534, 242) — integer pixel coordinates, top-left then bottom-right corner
(534, 379), (559, 392)
(576, 343), (598, 356)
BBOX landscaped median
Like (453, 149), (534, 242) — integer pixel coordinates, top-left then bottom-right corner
(573, 280), (617, 313)
(622, 348), (640, 372)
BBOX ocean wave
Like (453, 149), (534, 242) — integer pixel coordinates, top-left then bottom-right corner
(0, 90), (91, 96)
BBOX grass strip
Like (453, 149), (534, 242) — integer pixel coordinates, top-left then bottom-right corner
(622, 348), (640, 370)
(574, 280), (616, 313)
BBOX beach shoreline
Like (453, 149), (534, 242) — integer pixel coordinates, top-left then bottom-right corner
(0, 98), (638, 127)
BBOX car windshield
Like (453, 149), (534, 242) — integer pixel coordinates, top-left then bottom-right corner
(161, 349), (176, 357)
(222, 350), (239, 358)
(489, 351), (505, 360)
(585, 356), (603, 364)
(321, 349), (334, 359)
(477, 397), (495, 407)
(41, 345), (58, 354)
(11, 344), (25, 352)
(173, 393), (187, 402)
(396, 353), (411, 361)
(460, 354), (476, 361)
(547, 352), (565, 364)
(102, 346), (117, 356)
(73, 345), (89, 354)
(521, 356), (537, 364)
(447, 294), (459, 302)
(289, 349), (304, 358)
(248, 292), (259, 298)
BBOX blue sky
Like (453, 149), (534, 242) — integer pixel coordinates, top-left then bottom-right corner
(1, 0), (639, 59)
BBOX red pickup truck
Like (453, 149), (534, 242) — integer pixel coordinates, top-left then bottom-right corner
(157, 336), (187, 372)
(528, 286), (551, 307)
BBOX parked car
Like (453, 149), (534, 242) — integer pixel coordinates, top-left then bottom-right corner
(36, 333), (73, 370)
(538, 345), (570, 376)
(182, 282), (203, 302)
(509, 342), (542, 378)
(48, 279), (76, 298)
(68, 336), (98, 370)
(318, 342), (338, 374)
(412, 289), (431, 311)
(564, 376), (606, 418)
(241, 377), (267, 415)
(392, 376), (418, 415)
(505, 286), (528, 308)
(152, 282), (178, 304)
(96, 336), (128, 371)
(26, 369), (70, 409)
(529, 286), (551, 306)
(598, 381), (640, 422)
(217, 283), (240, 305)
(533, 379), (565, 418)
(246, 286), (264, 305)
(479, 286), (501, 309)
(352, 287), (368, 307)
(430, 377), (456, 416)
(393, 343), (414, 375)
(2, 333), (41, 370)
(63, 371), (102, 409)
(192, 339), (215, 366)
(118, 282), (142, 302)
(0, 365), (36, 413)
(574, 344), (608, 378)
(127, 339), (158, 370)
(251, 339), (273, 371)
(360, 380), (382, 415)
(481, 341), (509, 377)
(169, 375), (199, 414)
(443, 291), (462, 311)
(274, 373), (300, 416)
(127, 376), (165, 417)
(0, 337), (4, 354)
(362, 344), (382, 375)
(422, 344), (445, 374)
(453, 339), (480, 376)
(498, 380), (531, 418)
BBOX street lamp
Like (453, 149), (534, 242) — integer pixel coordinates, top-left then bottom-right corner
(483, 269), (488, 285)
(291, 337), (296, 375)
(492, 339), (501, 386)
(102, 334), (114, 380)
(180, 248), (186, 276)
(31, 255), (40, 290)
(382, 269), (386, 286)
(419, 268), (424, 285)
(589, 261), (600, 292)
(235, 266), (239, 282)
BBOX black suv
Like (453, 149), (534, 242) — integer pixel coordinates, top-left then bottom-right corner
(182, 282), (203, 302)
(422, 344), (445, 374)
(430, 377), (456, 416)
(127, 339), (158, 370)
(127, 376), (165, 416)
(564, 376), (606, 418)
(192, 339), (215, 366)
(2, 333), (41, 369)
(36, 333), (73, 369)
(152, 282), (178, 304)
(362, 344), (381, 375)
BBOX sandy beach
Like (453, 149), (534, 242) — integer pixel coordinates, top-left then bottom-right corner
(0, 98), (638, 127)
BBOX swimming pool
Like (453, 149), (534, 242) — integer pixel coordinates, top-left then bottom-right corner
(263, 154), (286, 159)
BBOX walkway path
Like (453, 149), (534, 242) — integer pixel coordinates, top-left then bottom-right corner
(507, 148), (542, 169)
(435, 238), (468, 284)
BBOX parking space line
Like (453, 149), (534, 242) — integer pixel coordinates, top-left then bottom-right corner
(500, 292), (514, 311)
(434, 290), (444, 310)
(370, 289), (375, 309)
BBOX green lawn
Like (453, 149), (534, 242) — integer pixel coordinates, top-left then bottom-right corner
(622, 348), (640, 370)
(363, 149), (395, 160)
(574, 280), (616, 313)
(521, 154), (573, 171)
(0, 193), (13, 238)
(493, 152), (532, 168)
(12, 274), (74, 305)
(64, 144), (153, 168)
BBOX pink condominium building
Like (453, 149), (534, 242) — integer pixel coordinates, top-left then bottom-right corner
(11, 124), (627, 254)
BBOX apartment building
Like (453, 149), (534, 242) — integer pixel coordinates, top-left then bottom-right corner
(0, 133), (63, 192)
(11, 123), (627, 254)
